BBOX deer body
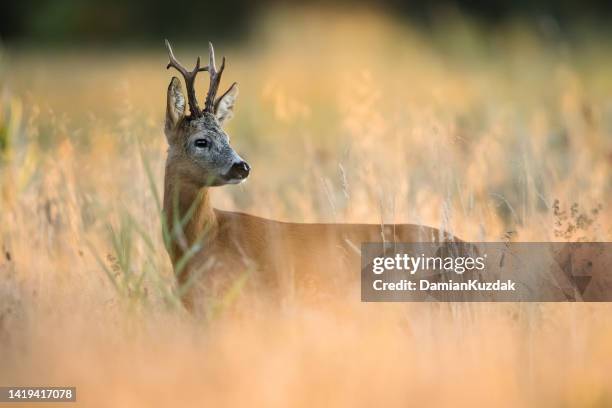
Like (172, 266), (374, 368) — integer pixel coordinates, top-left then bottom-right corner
(164, 176), (449, 306)
(162, 41), (455, 310)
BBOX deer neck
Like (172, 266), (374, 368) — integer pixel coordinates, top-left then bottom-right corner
(163, 164), (219, 263)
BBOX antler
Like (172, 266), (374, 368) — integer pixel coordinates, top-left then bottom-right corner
(165, 39), (208, 117)
(204, 42), (226, 113)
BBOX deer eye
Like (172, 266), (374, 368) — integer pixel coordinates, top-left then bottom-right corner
(194, 139), (210, 149)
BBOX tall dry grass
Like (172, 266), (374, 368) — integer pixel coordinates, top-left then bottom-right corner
(0, 7), (611, 407)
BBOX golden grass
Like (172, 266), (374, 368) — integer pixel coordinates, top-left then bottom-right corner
(0, 7), (611, 407)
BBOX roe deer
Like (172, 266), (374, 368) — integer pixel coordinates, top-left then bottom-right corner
(162, 40), (459, 311)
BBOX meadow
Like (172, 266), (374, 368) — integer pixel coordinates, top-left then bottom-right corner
(0, 8), (611, 407)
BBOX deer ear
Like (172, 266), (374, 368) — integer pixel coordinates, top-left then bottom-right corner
(214, 82), (238, 126)
(166, 77), (186, 134)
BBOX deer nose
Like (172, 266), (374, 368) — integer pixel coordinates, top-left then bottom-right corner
(229, 161), (250, 179)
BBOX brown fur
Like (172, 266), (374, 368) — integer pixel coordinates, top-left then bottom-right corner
(163, 175), (455, 310)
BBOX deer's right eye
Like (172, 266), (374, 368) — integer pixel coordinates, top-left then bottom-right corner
(194, 139), (210, 149)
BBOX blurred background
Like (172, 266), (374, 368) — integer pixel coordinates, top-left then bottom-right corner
(0, 1), (611, 407)
(1, 0), (612, 45)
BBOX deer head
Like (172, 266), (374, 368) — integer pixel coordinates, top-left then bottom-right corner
(164, 40), (250, 187)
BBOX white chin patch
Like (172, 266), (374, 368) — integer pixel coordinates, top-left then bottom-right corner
(225, 178), (246, 185)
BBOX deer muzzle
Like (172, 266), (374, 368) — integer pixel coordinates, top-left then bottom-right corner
(224, 160), (251, 183)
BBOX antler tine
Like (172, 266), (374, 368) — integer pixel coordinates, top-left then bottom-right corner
(165, 39), (208, 117)
(204, 42), (226, 113)
(208, 41), (217, 73)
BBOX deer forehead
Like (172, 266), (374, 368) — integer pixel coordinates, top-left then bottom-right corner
(186, 114), (219, 131)
(182, 115), (229, 141)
